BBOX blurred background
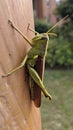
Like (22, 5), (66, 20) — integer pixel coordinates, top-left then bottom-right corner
(32, 0), (73, 130)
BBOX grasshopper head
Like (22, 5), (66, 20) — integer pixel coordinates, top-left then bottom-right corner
(32, 15), (69, 44)
(32, 33), (49, 43)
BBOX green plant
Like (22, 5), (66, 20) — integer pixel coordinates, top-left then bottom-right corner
(46, 38), (73, 68)
(35, 19), (51, 33)
(35, 19), (73, 68)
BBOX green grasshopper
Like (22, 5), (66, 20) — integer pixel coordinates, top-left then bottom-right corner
(2, 16), (68, 107)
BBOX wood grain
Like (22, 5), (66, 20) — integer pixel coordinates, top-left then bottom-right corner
(0, 0), (41, 129)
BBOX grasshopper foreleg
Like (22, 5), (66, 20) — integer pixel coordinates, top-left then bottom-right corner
(27, 23), (39, 35)
(8, 20), (32, 46)
(2, 55), (28, 77)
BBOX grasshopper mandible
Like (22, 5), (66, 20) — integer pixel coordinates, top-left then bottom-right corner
(2, 16), (68, 107)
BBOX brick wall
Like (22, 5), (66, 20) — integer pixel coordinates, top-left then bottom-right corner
(33, 0), (63, 24)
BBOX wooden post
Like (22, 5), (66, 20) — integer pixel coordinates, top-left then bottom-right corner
(0, 0), (42, 129)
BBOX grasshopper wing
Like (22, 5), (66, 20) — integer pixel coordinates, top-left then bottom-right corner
(33, 56), (45, 107)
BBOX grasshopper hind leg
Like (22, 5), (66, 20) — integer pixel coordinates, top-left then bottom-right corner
(28, 66), (52, 100)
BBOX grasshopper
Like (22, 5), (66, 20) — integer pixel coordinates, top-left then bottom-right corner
(2, 16), (68, 107)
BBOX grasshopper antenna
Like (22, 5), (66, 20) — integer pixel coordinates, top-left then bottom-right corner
(47, 15), (69, 33)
